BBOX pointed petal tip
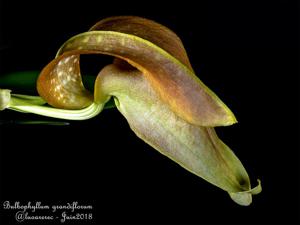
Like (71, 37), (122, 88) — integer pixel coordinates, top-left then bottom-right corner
(206, 110), (237, 127)
(229, 179), (262, 206)
(221, 113), (238, 126)
(251, 179), (262, 195)
(217, 101), (238, 126)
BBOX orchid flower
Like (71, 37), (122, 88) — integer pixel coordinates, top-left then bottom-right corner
(0, 16), (261, 205)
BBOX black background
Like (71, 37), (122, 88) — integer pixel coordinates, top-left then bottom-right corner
(0, 0), (299, 224)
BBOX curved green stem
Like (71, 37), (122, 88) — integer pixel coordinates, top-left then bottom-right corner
(11, 94), (46, 105)
(8, 94), (104, 120)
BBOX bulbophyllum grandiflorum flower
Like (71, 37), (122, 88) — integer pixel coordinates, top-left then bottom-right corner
(0, 16), (261, 205)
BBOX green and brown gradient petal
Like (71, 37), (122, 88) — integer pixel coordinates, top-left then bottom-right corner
(1, 16), (261, 205)
(38, 16), (237, 127)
